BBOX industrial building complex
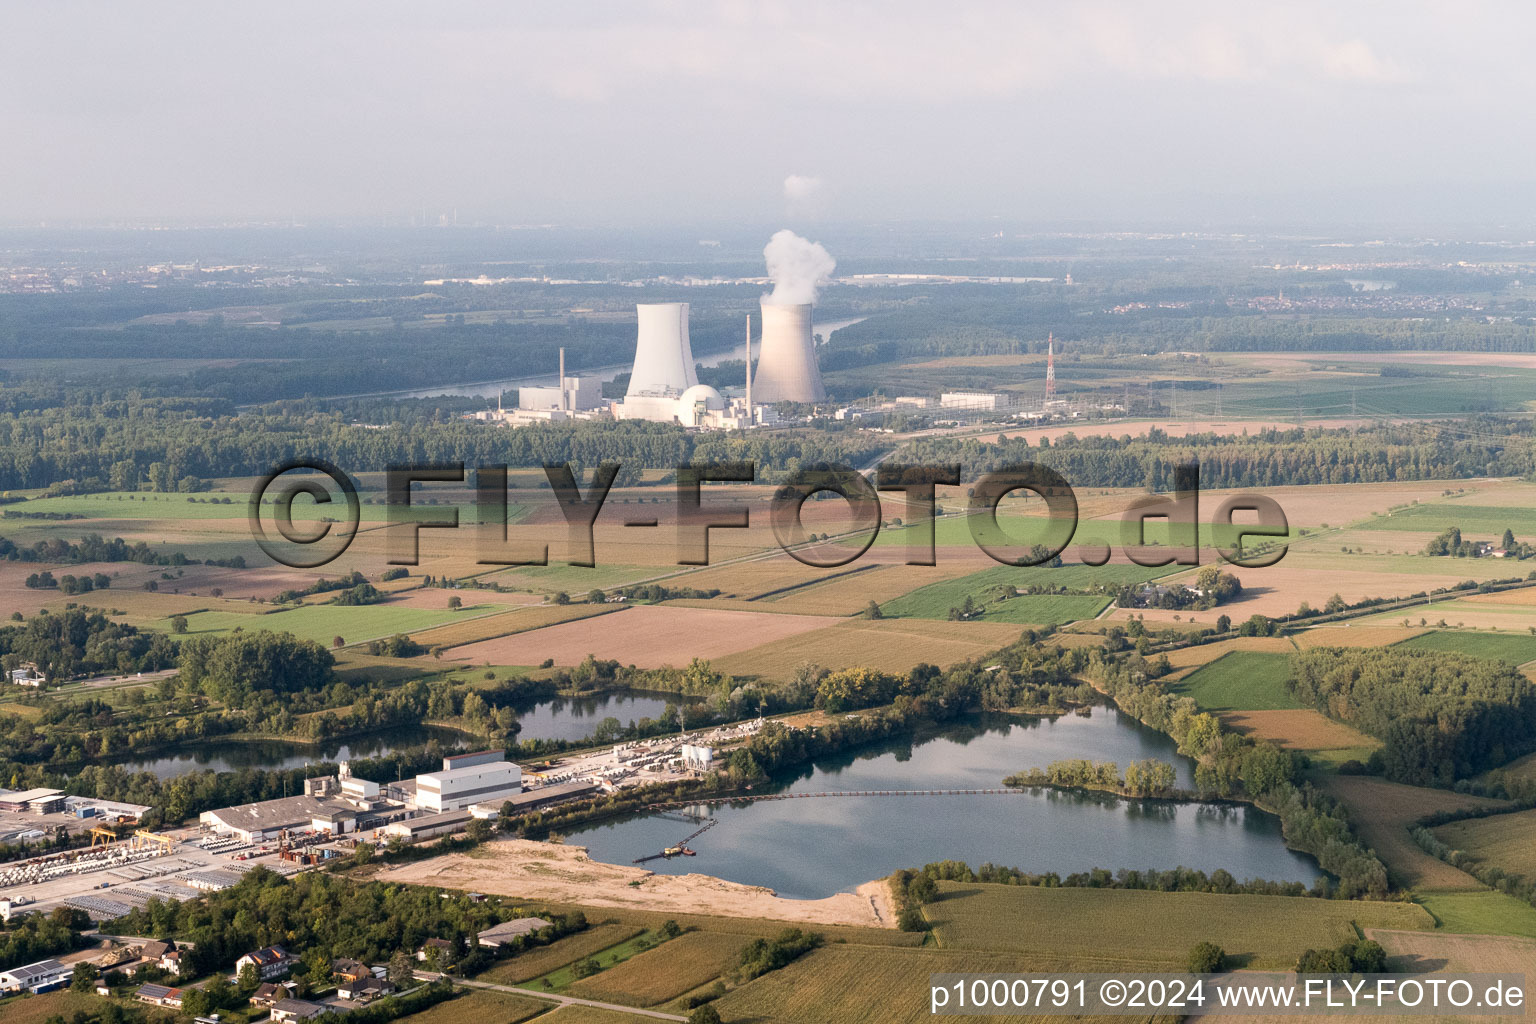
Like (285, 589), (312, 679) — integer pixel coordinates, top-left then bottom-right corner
(472, 295), (822, 431)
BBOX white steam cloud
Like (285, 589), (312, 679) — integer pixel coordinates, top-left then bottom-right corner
(782, 174), (823, 202)
(763, 229), (835, 306)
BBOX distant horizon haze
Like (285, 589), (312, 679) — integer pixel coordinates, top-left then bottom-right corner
(5, 2), (1536, 229)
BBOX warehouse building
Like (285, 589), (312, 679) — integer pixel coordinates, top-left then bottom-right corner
(413, 760), (522, 813)
(382, 809), (472, 842)
(0, 788), (66, 814)
(1, 959), (71, 994)
(200, 794), (397, 843)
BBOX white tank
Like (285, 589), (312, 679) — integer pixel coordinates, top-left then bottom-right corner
(753, 301), (826, 404)
(626, 303), (698, 399)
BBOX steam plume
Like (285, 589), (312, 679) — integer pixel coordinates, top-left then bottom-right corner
(762, 229), (835, 306)
(782, 174), (823, 201)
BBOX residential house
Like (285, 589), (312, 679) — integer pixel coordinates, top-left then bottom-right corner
(140, 938), (184, 976)
(270, 997), (328, 1022)
(415, 937), (454, 962)
(235, 944), (295, 980)
(338, 975), (393, 1003)
(250, 981), (298, 1008)
(134, 983), (184, 1007)
(476, 917), (552, 948)
(331, 957), (370, 983)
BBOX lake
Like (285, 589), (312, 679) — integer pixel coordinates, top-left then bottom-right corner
(116, 691), (681, 778)
(564, 706), (1322, 899)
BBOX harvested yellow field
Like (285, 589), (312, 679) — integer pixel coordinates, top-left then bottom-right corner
(444, 604), (842, 668)
(1358, 599), (1536, 631)
(1137, 566), (1464, 622)
(1049, 632), (1106, 650)
(1319, 777), (1511, 890)
(1375, 928), (1536, 977)
(1219, 709), (1378, 753)
(1433, 809), (1536, 880)
(410, 604), (619, 648)
(393, 989), (548, 1024)
(59, 589), (261, 620)
(714, 617), (1022, 680)
(925, 883), (1430, 969)
(668, 559), (881, 601)
(715, 943), (1179, 1024)
(1465, 588), (1536, 607)
(1293, 625), (1428, 647)
(538, 1007), (668, 1024)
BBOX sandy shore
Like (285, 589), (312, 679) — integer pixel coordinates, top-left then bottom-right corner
(375, 838), (897, 929)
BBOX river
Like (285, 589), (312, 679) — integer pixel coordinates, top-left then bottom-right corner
(564, 706), (1321, 898)
(114, 691), (680, 778)
(390, 317), (867, 400)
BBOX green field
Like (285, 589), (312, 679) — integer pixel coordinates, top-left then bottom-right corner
(1364, 503), (1536, 535)
(881, 586), (1107, 624)
(1398, 630), (1536, 666)
(479, 924), (644, 986)
(920, 883), (1432, 970)
(526, 930), (663, 991)
(568, 930), (749, 1007)
(151, 602), (488, 646)
(1416, 891), (1536, 938)
(480, 563), (659, 593)
(1170, 651), (1302, 712)
(878, 564), (1132, 623)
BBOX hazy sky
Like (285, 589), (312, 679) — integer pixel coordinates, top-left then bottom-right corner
(6, 2), (1535, 227)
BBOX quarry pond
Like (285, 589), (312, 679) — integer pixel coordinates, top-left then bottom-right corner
(565, 705), (1323, 899)
(115, 690), (682, 778)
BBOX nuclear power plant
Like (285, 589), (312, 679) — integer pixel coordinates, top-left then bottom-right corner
(751, 301), (827, 404)
(471, 230), (838, 431)
(615, 302), (699, 421)
(612, 302), (775, 429)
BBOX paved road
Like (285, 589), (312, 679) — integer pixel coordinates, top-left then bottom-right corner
(417, 972), (688, 1022)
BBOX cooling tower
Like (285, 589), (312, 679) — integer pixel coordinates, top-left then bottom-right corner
(626, 302), (698, 399)
(752, 301), (826, 404)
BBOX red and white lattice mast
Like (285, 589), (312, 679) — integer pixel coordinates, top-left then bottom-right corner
(1044, 333), (1057, 401)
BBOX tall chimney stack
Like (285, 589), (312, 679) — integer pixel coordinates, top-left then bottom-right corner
(558, 347), (566, 412)
(744, 314), (752, 423)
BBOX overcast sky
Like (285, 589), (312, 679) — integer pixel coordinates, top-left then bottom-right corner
(5, 2), (1535, 228)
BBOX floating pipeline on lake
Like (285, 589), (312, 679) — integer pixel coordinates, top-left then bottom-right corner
(249, 459), (1291, 570)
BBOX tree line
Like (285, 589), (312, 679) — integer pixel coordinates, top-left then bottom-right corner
(1289, 647), (1536, 786)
